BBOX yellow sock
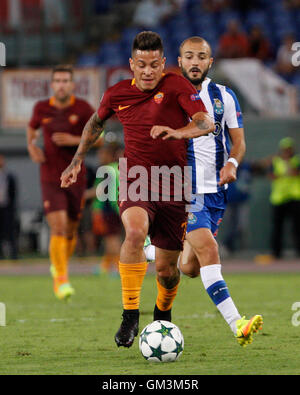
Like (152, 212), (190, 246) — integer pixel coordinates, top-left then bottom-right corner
(156, 277), (180, 311)
(119, 262), (148, 310)
(49, 235), (68, 280)
(67, 237), (77, 260)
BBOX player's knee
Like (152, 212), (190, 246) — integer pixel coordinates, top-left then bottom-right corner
(179, 253), (200, 278)
(180, 262), (200, 278)
(156, 263), (179, 283)
(189, 270), (200, 278)
(193, 239), (219, 263)
(125, 226), (147, 249)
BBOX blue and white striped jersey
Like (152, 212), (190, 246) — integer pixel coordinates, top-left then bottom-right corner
(188, 78), (243, 194)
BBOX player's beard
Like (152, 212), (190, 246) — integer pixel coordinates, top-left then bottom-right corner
(56, 95), (71, 104)
(181, 65), (210, 88)
(55, 90), (72, 104)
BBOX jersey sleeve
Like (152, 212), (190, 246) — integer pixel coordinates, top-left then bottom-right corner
(176, 76), (208, 117)
(97, 89), (115, 122)
(28, 102), (42, 129)
(224, 88), (243, 128)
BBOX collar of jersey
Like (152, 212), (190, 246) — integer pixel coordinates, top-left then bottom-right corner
(49, 95), (76, 107)
(198, 77), (211, 92)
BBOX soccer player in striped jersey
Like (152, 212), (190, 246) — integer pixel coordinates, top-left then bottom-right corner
(178, 37), (263, 346)
(144, 36), (263, 345)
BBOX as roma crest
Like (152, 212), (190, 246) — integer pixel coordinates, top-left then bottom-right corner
(69, 114), (79, 124)
(154, 92), (164, 104)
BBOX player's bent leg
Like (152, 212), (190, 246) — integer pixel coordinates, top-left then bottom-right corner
(186, 227), (220, 267)
(115, 207), (149, 348)
(154, 248), (181, 322)
(179, 240), (200, 278)
(186, 228), (243, 338)
(120, 206), (149, 263)
(47, 211), (74, 301)
(188, 227), (263, 346)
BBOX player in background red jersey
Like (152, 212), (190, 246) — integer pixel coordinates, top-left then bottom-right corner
(61, 32), (215, 347)
(27, 65), (100, 301)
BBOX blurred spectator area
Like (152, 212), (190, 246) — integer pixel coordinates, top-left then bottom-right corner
(1, 0), (300, 257)
(0, 0), (140, 66)
(0, 0), (299, 69)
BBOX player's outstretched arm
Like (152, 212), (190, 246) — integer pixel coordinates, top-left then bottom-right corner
(60, 112), (104, 188)
(188, 111), (215, 138)
(150, 111), (215, 140)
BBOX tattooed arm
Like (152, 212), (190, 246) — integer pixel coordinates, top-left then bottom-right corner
(150, 111), (215, 140)
(61, 112), (104, 188)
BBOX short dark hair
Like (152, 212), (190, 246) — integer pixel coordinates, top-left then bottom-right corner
(132, 31), (164, 55)
(51, 64), (74, 80)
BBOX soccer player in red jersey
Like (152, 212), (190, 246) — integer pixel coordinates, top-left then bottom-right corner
(61, 31), (215, 347)
(27, 65), (97, 301)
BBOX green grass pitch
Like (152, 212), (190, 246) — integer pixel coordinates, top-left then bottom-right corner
(0, 271), (300, 375)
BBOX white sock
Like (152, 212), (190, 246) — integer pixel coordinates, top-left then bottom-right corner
(200, 264), (241, 334)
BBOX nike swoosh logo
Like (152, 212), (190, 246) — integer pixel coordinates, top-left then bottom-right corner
(118, 105), (131, 111)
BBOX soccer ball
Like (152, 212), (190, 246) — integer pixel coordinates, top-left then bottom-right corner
(139, 320), (184, 362)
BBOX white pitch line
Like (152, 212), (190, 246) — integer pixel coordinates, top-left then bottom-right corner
(16, 317), (96, 324)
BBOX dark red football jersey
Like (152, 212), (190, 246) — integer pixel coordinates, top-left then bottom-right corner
(97, 72), (207, 198)
(29, 95), (94, 183)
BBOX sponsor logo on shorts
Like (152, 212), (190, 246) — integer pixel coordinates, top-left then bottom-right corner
(154, 92), (164, 104)
(188, 213), (197, 225)
(181, 221), (188, 241)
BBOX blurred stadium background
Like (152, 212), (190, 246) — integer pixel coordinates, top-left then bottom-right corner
(0, 0), (300, 262)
